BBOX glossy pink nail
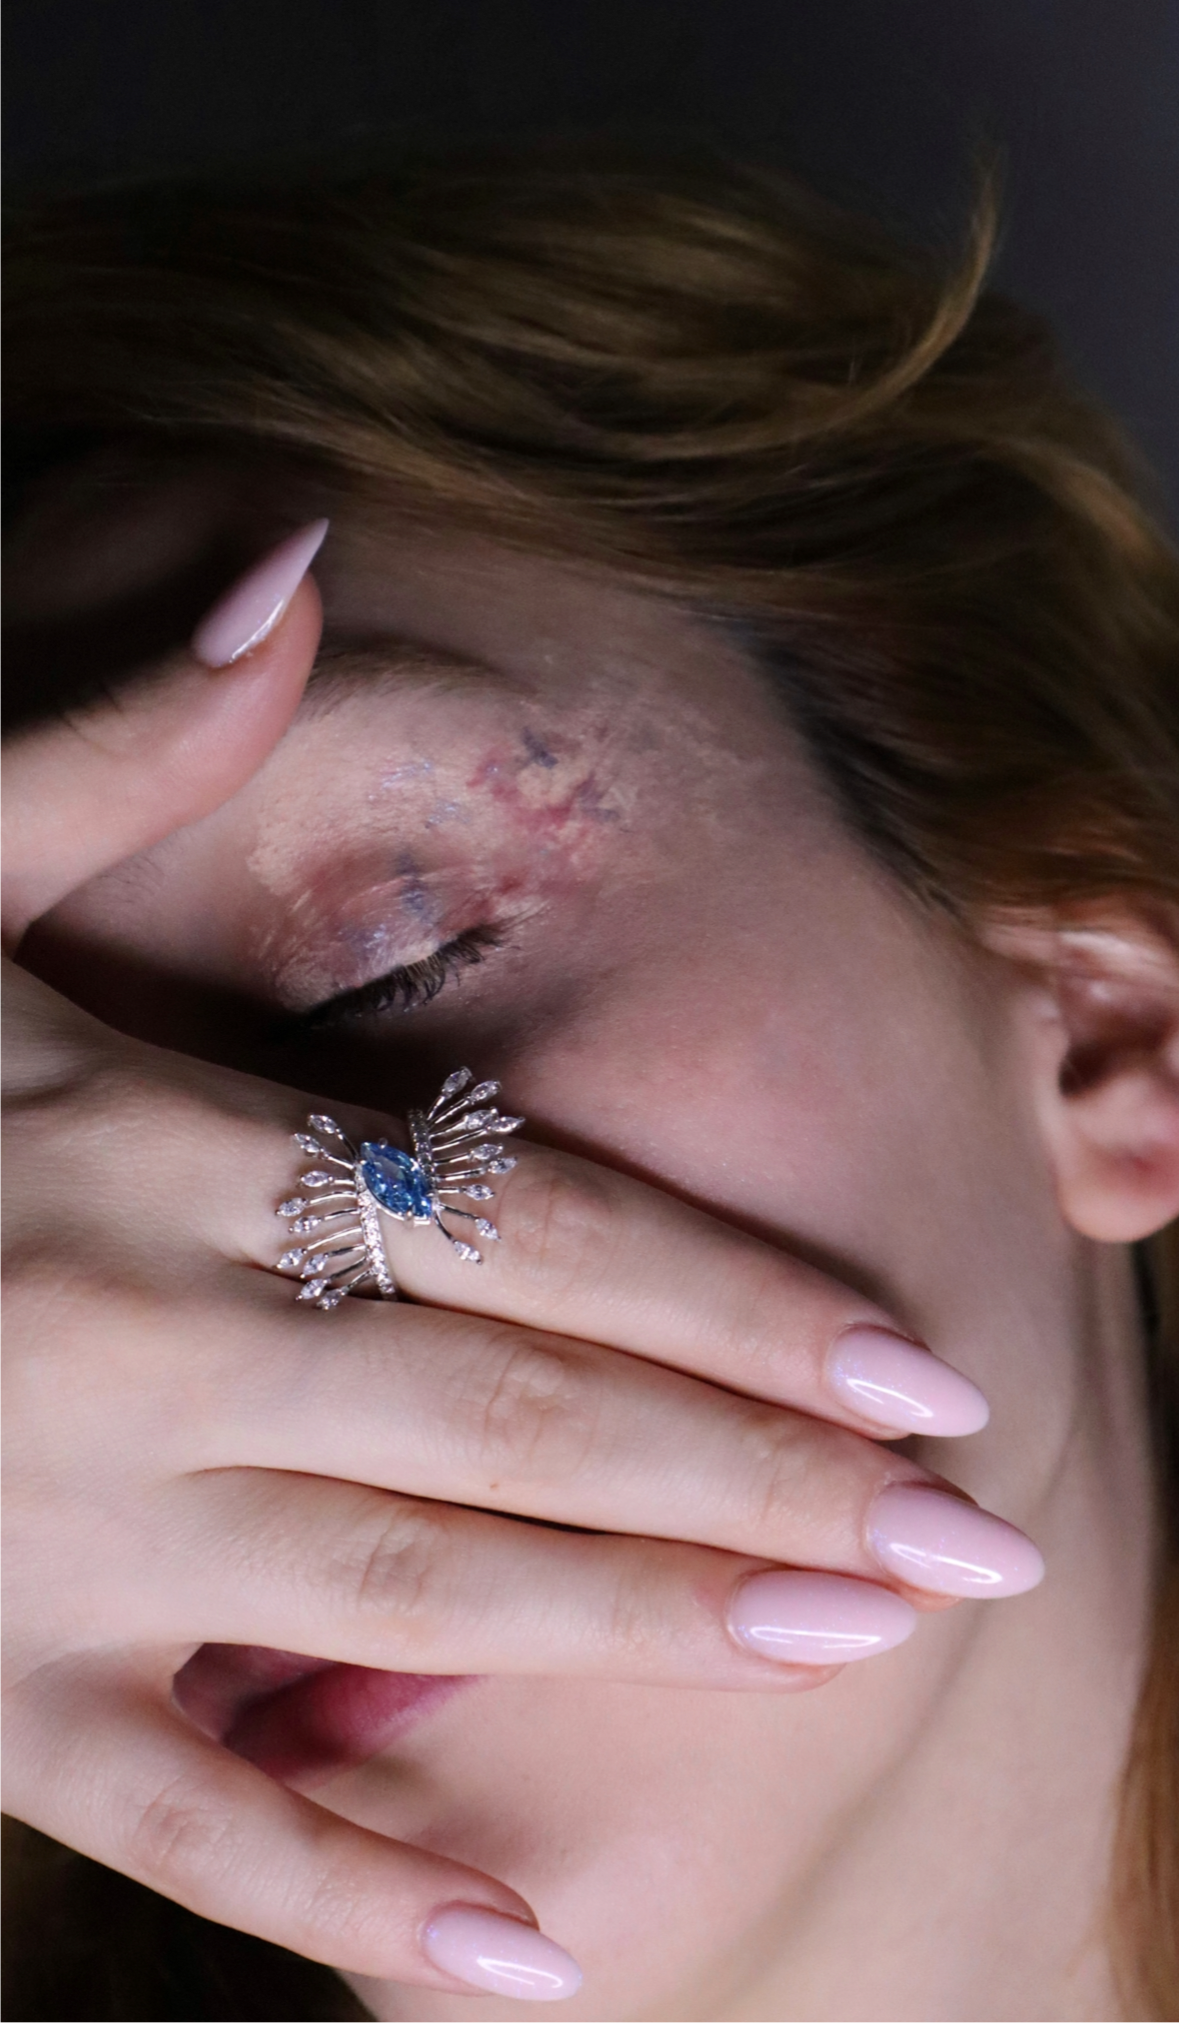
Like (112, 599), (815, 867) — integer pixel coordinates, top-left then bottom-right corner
(422, 1905), (583, 2000)
(191, 519), (328, 666)
(827, 1325), (989, 1436)
(728, 1569), (917, 1663)
(868, 1483), (1045, 1597)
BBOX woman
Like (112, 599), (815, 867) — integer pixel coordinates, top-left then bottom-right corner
(3, 155), (1177, 2020)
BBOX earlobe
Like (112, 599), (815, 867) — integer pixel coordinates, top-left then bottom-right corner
(987, 914), (1179, 1242)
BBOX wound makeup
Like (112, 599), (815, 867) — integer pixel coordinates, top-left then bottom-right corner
(257, 858), (510, 1013)
(293, 925), (503, 1031)
(245, 691), (640, 1025)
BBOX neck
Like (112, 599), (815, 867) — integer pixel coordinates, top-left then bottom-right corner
(727, 1241), (1157, 2022)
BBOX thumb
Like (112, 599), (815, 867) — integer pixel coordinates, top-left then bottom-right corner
(2, 520), (328, 951)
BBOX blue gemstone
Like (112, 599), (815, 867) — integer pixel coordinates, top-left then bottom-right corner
(359, 1141), (433, 1221)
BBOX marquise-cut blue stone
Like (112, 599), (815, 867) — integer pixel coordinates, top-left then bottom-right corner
(359, 1141), (433, 1221)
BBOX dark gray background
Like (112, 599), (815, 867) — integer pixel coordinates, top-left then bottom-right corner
(6, 0), (1177, 518)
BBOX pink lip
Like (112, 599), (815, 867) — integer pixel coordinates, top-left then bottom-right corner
(173, 1645), (475, 1788)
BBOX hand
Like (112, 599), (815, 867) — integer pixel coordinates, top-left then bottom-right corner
(2, 529), (1031, 1999)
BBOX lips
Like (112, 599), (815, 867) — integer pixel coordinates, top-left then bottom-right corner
(173, 1645), (474, 1788)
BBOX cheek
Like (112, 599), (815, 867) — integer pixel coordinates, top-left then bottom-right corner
(505, 858), (988, 1254)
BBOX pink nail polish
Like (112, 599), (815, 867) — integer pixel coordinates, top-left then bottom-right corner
(728, 1569), (917, 1663)
(191, 519), (328, 667)
(422, 1905), (583, 2001)
(828, 1326), (989, 1436)
(868, 1483), (1045, 1597)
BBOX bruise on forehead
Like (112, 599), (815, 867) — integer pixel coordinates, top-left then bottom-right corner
(242, 612), (805, 1012)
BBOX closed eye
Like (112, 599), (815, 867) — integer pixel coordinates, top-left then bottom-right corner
(284, 924), (502, 1034)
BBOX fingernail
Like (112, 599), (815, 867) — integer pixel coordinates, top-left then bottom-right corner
(868, 1483), (1045, 1597)
(191, 519), (329, 666)
(728, 1568), (917, 1663)
(827, 1325), (989, 1436)
(422, 1905), (584, 2001)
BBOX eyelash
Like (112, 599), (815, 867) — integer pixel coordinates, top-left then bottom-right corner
(294, 925), (502, 1033)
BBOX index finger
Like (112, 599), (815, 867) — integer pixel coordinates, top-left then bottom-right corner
(235, 1114), (989, 1441)
(1, 523), (325, 948)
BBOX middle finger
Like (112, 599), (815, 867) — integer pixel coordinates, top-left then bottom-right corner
(190, 1280), (1013, 1592)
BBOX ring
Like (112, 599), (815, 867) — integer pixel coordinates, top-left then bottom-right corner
(276, 1068), (524, 1309)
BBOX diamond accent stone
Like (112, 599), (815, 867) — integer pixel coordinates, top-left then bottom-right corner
(495, 1115), (525, 1133)
(470, 1143), (503, 1162)
(300, 1256), (328, 1277)
(469, 1081), (500, 1102)
(308, 1115), (346, 1138)
(474, 1219), (499, 1239)
(300, 1170), (337, 1189)
(452, 1241), (482, 1262)
(316, 1289), (346, 1309)
(486, 1158), (516, 1174)
(294, 1133), (324, 1155)
(291, 1217), (321, 1235)
(439, 1068), (473, 1100)
(297, 1278), (328, 1300)
(278, 1197), (308, 1217)
(278, 1249), (306, 1271)
(464, 1184), (494, 1200)
(455, 1108), (496, 1130)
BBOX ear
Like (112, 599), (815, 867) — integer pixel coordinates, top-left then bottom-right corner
(985, 911), (1179, 1241)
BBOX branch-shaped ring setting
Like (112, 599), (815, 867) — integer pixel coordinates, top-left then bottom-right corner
(276, 1068), (523, 1309)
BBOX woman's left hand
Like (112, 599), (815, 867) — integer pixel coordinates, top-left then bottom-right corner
(2, 555), (1027, 1997)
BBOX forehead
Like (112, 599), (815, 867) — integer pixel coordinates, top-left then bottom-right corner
(7, 451), (791, 780)
(310, 508), (764, 743)
(294, 514), (844, 917)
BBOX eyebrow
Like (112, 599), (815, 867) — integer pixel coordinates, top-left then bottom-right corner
(300, 638), (506, 718)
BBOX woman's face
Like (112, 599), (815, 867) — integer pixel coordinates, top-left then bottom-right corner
(24, 489), (1082, 2016)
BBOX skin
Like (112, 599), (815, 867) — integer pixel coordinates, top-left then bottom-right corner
(4, 474), (1177, 2019)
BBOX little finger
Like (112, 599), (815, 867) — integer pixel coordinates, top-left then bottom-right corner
(3, 1667), (583, 2000)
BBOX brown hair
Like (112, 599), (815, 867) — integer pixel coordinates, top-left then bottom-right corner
(5, 152), (1178, 2020)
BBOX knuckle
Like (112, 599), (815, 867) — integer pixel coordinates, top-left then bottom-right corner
(753, 1457), (812, 1541)
(603, 1553), (668, 1665)
(501, 1154), (620, 1300)
(741, 1409), (878, 1556)
(5, 1251), (165, 1351)
(132, 1760), (388, 1965)
(130, 1769), (241, 1893)
(8, 1051), (221, 1191)
(71, 1062), (208, 1167)
(2, 1240), (79, 1318)
(3, 1251), (127, 1375)
(466, 1330), (602, 1484)
(2, 1251), (201, 1462)
(707, 1250), (820, 1386)
(4, 1049), (260, 1271)
(744, 1407), (829, 1536)
(338, 1500), (453, 1626)
(45, 1055), (159, 1138)
(5, 1059), (160, 1215)
(291, 1860), (385, 1960)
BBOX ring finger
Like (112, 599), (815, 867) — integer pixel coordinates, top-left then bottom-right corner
(160, 1466), (922, 1693)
